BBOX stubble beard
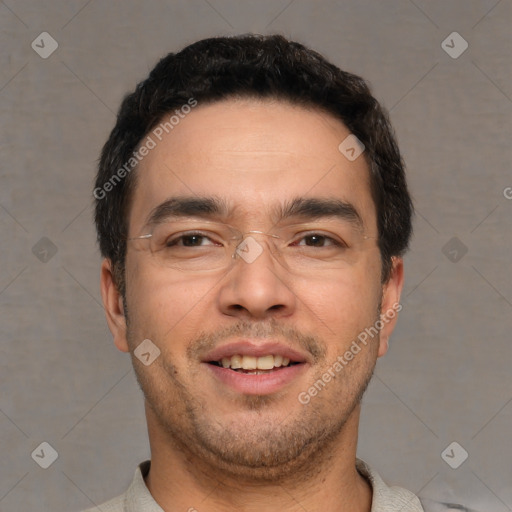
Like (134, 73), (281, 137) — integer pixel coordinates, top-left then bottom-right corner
(127, 317), (379, 484)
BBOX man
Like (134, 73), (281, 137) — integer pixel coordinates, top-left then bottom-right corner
(86, 34), (463, 512)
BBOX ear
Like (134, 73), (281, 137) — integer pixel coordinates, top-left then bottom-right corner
(377, 256), (404, 358)
(100, 259), (130, 353)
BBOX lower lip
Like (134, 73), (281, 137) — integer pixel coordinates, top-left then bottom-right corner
(204, 363), (307, 395)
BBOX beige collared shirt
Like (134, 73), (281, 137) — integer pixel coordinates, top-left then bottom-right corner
(80, 458), (427, 512)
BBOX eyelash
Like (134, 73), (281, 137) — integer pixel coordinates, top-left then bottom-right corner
(165, 231), (346, 248)
(165, 232), (220, 247)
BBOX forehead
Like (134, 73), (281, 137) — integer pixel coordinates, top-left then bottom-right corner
(129, 98), (376, 232)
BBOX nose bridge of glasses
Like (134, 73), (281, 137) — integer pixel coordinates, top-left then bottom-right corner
(245, 229), (281, 239)
(231, 229), (283, 264)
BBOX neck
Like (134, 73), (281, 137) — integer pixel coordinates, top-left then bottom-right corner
(144, 402), (372, 512)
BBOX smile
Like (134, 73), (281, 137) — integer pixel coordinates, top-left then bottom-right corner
(204, 359), (307, 395)
(209, 354), (300, 373)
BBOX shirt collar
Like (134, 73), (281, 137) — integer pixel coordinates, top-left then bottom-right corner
(356, 459), (424, 511)
(124, 459), (423, 512)
(124, 460), (164, 512)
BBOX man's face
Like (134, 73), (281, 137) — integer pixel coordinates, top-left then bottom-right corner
(104, 98), (402, 480)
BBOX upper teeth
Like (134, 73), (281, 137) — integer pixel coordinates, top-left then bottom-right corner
(220, 354), (291, 370)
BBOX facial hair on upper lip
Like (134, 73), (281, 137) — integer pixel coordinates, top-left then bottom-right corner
(185, 317), (327, 364)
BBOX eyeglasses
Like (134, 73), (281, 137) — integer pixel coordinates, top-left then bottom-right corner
(127, 219), (377, 274)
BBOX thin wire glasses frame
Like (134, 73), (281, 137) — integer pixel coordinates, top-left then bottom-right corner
(127, 219), (378, 274)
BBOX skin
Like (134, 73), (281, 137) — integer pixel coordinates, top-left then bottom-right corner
(101, 98), (404, 512)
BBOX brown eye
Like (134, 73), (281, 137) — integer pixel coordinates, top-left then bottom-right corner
(294, 233), (344, 248)
(180, 235), (206, 246)
(304, 234), (327, 247)
(165, 233), (216, 247)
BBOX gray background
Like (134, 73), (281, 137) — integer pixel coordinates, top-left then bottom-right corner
(1, 1), (511, 511)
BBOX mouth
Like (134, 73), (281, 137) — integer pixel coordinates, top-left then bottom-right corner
(201, 340), (310, 395)
(204, 354), (307, 395)
(207, 354), (302, 375)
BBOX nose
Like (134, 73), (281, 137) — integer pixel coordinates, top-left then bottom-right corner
(216, 234), (297, 320)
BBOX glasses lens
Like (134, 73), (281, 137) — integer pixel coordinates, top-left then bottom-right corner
(132, 221), (376, 273)
(275, 223), (375, 272)
(146, 221), (236, 271)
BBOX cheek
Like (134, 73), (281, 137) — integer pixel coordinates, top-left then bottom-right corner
(125, 260), (213, 344)
(297, 263), (381, 344)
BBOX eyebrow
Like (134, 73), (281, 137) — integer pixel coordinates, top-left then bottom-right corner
(145, 196), (230, 226)
(145, 196), (364, 230)
(274, 197), (364, 229)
